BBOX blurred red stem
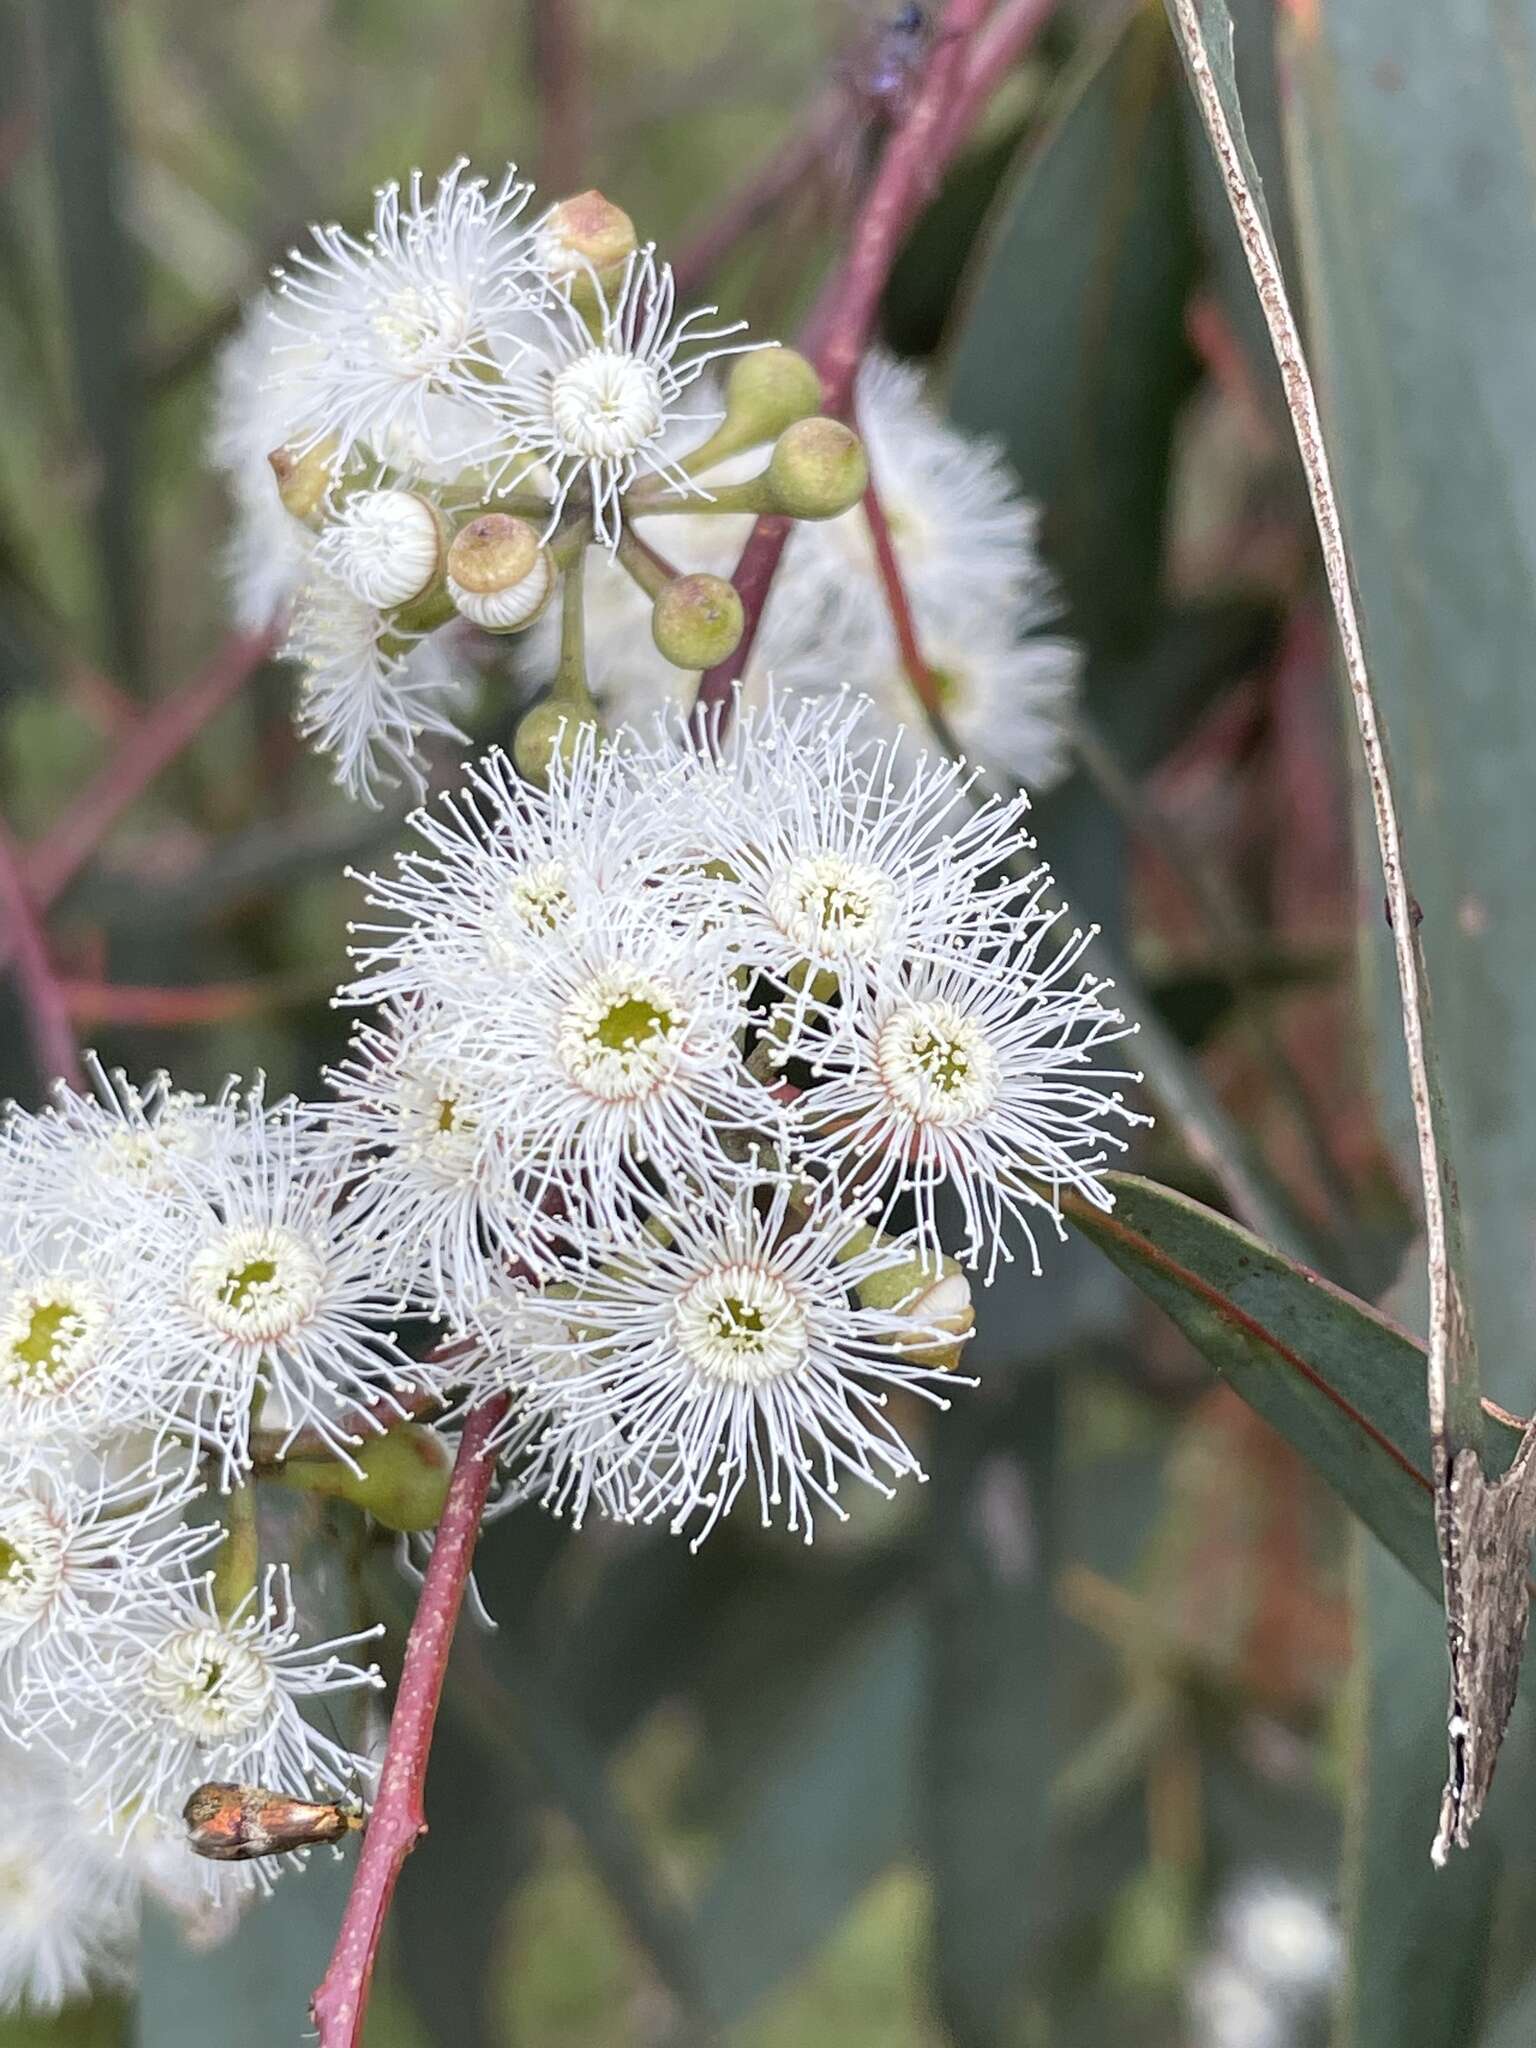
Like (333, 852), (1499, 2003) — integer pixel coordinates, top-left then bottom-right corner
(22, 626), (274, 911)
(530, 0), (590, 195)
(671, 93), (843, 299)
(311, 1395), (510, 2048)
(0, 820), (83, 1088)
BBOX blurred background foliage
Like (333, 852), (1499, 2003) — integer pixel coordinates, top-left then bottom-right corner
(4, 0), (1535, 2043)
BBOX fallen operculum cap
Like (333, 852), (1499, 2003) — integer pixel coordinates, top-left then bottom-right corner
(651, 573), (744, 670)
(723, 347), (823, 445)
(447, 514), (555, 631)
(766, 417), (869, 521)
(858, 1254), (975, 1373)
(269, 438), (340, 526)
(543, 190), (638, 286)
(513, 700), (594, 787)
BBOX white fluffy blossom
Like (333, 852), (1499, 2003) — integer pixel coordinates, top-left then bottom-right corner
(208, 299), (319, 630)
(66, 1567), (381, 1831)
(284, 565), (471, 805)
(485, 1176), (966, 1547)
(800, 889), (1147, 1279)
(0, 1743), (138, 2013)
(463, 246), (750, 546)
(271, 160), (541, 478)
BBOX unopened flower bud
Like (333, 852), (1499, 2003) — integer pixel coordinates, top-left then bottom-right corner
(543, 190), (638, 291)
(514, 700), (593, 787)
(447, 514), (555, 631)
(651, 573), (744, 671)
(766, 417), (869, 520)
(856, 1253), (974, 1372)
(271, 1423), (453, 1533)
(725, 347), (823, 441)
(321, 489), (445, 608)
(269, 438), (339, 526)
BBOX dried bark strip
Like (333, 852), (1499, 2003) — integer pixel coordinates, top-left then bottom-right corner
(1162, 0), (1530, 1859)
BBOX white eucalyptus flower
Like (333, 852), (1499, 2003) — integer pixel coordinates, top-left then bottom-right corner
(0, 1743), (138, 2013)
(801, 892), (1147, 1279)
(0, 1240), (166, 1456)
(284, 564), (470, 805)
(208, 298), (320, 630)
(68, 1566), (381, 1830)
(466, 246), (749, 547)
(501, 1176), (967, 1548)
(271, 160), (541, 476)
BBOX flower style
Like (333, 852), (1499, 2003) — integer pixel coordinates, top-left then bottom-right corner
(284, 564), (471, 804)
(271, 160), (542, 477)
(67, 1566), (381, 1831)
(801, 892), (1148, 1279)
(0, 1743), (138, 2013)
(134, 1084), (424, 1477)
(464, 245), (750, 546)
(500, 1175), (969, 1548)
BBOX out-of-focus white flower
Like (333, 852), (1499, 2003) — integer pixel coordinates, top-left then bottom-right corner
(67, 1566), (381, 1831)
(1189, 1955), (1289, 2048)
(1219, 1872), (1342, 1999)
(271, 160), (541, 477)
(465, 247), (750, 547)
(208, 299), (320, 630)
(0, 1743), (138, 2013)
(801, 890), (1146, 1279)
(284, 565), (470, 805)
(498, 1176), (965, 1548)
(133, 1083), (424, 1476)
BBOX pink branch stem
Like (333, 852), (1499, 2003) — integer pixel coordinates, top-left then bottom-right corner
(530, 0), (590, 196)
(940, 0), (1059, 160)
(0, 819), (83, 1089)
(671, 93), (843, 299)
(693, 515), (792, 724)
(311, 1394), (511, 2048)
(22, 626), (274, 912)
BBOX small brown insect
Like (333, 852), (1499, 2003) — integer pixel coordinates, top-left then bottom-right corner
(183, 1782), (364, 1863)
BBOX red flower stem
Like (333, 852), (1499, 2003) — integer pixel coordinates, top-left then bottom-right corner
(692, 515), (792, 727)
(0, 818), (83, 1089)
(311, 1394), (510, 2048)
(860, 473), (966, 760)
(21, 626), (274, 912)
(940, 0), (1059, 160)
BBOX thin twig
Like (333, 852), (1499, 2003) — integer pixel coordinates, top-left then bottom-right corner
(0, 820), (83, 1089)
(310, 1394), (510, 2048)
(692, 516), (792, 727)
(22, 626), (275, 911)
(859, 472), (965, 759)
(671, 93), (844, 298)
(939, 0), (1060, 159)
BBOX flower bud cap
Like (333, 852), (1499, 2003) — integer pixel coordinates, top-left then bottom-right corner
(651, 573), (745, 670)
(766, 417), (869, 520)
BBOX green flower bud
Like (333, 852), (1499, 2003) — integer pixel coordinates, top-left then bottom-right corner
(854, 1250), (974, 1373)
(766, 417), (869, 520)
(270, 1423), (453, 1533)
(268, 437), (339, 526)
(514, 700), (593, 787)
(651, 573), (744, 670)
(546, 190), (638, 279)
(447, 513), (555, 631)
(726, 347), (823, 440)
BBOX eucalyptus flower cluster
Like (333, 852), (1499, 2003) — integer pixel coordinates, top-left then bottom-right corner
(0, 1071), (402, 2007)
(212, 161), (879, 805)
(336, 691), (1145, 1546)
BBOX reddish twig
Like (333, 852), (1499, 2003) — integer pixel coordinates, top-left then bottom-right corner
(814, 0), (994, 421)
(940, 0), (1059, 158)
(60, 971), (315, 1029)
(0, 820), (83, 1089)
(22, 626), (274, 912)
(311, 1394), (510, 2048)
(859, 475), (965, 757)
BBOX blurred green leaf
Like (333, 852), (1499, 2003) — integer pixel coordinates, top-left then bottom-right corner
(693, 1607), (920, 2025)
(1336, 1538), (1497, 2048)
(1280, 3), (1536, 1415)
(922, 1374), (1059, 2047)
(943, 0), (1198, 662)
(1064, 1174), (1522, 1598)
(33, 0), (141, 684)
